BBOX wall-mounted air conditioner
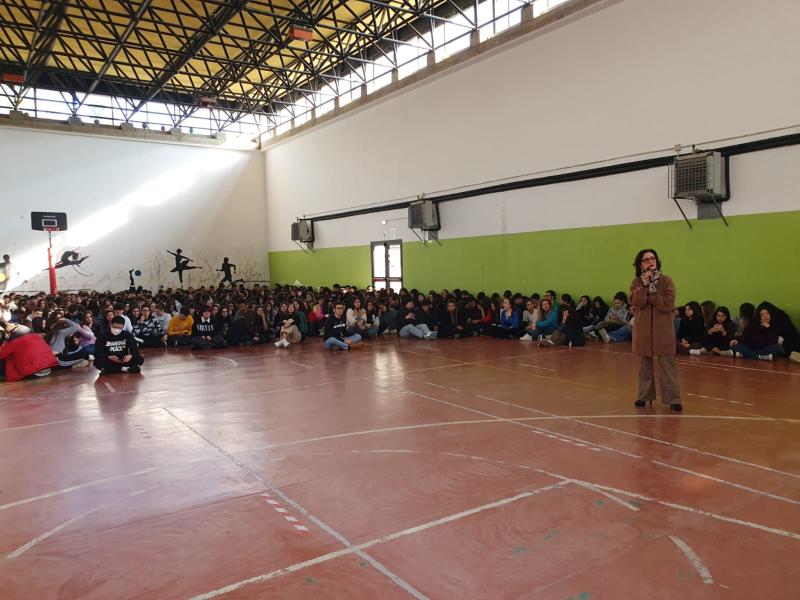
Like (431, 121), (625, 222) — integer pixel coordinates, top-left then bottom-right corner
(408, 200), (440, 231)
(291, 219), (314, 243)
(671, 151), (728, 202)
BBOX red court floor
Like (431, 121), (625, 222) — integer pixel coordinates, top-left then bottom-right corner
(0, 338), (798, 599)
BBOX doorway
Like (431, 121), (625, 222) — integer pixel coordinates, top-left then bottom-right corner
(371, 240), (403, 291)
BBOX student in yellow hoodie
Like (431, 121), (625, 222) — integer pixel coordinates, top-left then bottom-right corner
(167, 306), (194, 347)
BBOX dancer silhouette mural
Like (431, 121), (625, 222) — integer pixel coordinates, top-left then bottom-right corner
(217, 257), (243, 286)
(167, 249), (200, 285)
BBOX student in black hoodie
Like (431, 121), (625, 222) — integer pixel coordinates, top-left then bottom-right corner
(323, 301), (362, 350)
(94, 316), (144, 374)
(677, 301), (705, 354)
(191, 306), (227, 349)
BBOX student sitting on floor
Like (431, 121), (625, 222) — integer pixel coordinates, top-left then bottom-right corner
(191, 306), (227, 350)
(364, 300), (380, 338)
(346, 297), (368, 337)
(757, 301), (800, 359)
(519, 298), (542, 340)
(699, 306), (736, 355)
(546, 305), (586, 347)
(94, 316), (144, 374)
(56, 331), (92, 368)
(275, 303), (302, 348)
(521, 298), (559, 341)
(677, 301), (705, 354)
(420, 300), (440, 335)
(324, 301), (362, 350)
(134, 305), (167, 347)
(398, 298), (437, 340)
(736, 302), (755, 337)
(167, 306), (194, 346)
(724, 306), (781, 360)
(0, 329), (59, 381)
(586, 292), (628, 339)
(598, 306), (636, 343)
(485, 298), (522, 339)
(438, 298), (466, 339)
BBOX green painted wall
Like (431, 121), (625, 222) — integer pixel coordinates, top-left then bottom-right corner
(269, 210), (800, 319)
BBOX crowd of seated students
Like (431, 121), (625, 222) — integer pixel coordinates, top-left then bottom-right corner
(1, 281), (799, 381)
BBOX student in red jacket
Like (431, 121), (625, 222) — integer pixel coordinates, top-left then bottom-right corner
(0, 332), (59, 382)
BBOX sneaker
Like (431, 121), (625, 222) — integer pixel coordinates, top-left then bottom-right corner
(544, 336), (555, 346)
(127, 365), (141, 373)
(33, 368), (52, 377)
(519, 333), (532, 341)
(121, 366), (129, 373)
(689, 349), (702, 356)
(758, 354), (773, 361)
(586, 331), (599, 341)
(134, 337), (144, 344)
(282, 339), (290, 348)
(719, 349), (734, 357)
(74, 359), (90, 368)
(537, 335), (543, 347)
(790, 351), (800, 364)
(735, 352), (743, 359)
(88, 354), (95, 361)
(598, 329), (611, 343)
(428, 331), (438, 340)
(274, 340), (283, 348)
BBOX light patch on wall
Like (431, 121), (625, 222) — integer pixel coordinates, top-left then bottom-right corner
(6, 149), (244, 291)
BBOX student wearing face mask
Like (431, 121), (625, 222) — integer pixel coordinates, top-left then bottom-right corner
(94, 316), (144, 374)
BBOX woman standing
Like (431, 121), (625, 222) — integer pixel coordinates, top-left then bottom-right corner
(630, 249), (682, 411)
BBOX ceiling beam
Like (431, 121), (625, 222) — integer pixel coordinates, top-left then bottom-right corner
(128, 0), (250, 119)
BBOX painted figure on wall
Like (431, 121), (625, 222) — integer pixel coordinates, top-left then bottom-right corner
(217, 257), (243, 286)
(168, 249), (200, 284)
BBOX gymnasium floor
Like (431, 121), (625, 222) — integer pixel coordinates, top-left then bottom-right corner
(0, 338), (798, 599)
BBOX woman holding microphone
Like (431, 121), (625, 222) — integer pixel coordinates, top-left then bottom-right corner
(630, 249), (683, 412)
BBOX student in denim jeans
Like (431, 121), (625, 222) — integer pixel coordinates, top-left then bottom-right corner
(324, 301), (362, 350)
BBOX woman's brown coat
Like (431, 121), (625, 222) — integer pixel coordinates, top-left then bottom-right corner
(630, 274), (677, 357)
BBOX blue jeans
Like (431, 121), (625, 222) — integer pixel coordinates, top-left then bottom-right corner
(399, 324), (432, 339)
(733, 343), (781, 359)
(324, 334), (362, 350)
(608, 325), (632, 342)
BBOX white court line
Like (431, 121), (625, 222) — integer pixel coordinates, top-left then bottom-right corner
(519, 362), (557, 372)
(103, 382), (116, 393)
(569, 480), (639, 511)
(652, 461), (800, 506)
(5, 486), (155, 559)
(289, 361), (311, 368)
(580, 344), (800, 377)
(471, 393), (800, 481)
(161, 408), (429, 600)
(669, 536), (715, 584)
(188, 482), (568, 600)
(0, 466), (162, 511)
(558, 476), (800, 541)
(2, 411), (797, 513)
(685, 392), (754, 407)
(471, 393), (643, 459)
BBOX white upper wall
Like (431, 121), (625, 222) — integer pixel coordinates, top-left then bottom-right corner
(0, 127), (267, 292)
(265, 0), (800, 251)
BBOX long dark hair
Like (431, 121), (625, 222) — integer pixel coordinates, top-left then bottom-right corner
(633, 248), (662, 277)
